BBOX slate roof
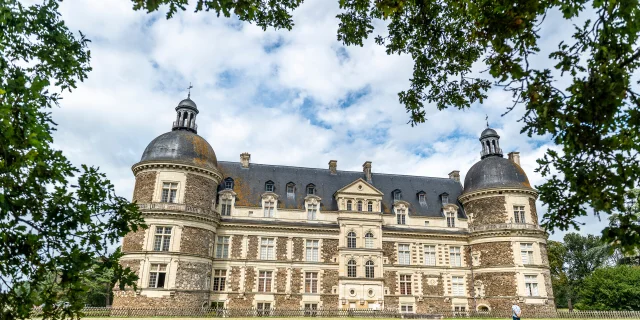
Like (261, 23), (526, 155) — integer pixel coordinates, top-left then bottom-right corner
(463, 156), (531, 194)
(140, 130), (218, 170)
(217, 161), (466, 219)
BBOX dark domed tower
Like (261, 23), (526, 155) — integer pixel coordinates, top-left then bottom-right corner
(113, 97), (223, 308)
(459, 128), (554, 313)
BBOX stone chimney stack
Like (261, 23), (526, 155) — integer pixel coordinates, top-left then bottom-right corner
(240, 152), (251, 168)
(508, 152), (521, 166)
(363, 161), (372, 182)
(448, 170), (460, 182)
(329, 160), (337, 175)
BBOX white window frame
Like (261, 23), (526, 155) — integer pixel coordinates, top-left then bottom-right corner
(450, 246), (462, 267)
(304, 272), (318, 293)
(525, 275), (539, 296)
(263, 201), (275, 218)
(364, 232), (374, 249)
(399, 274), (412, 295)
(148, 263), (168, 288)
(153, 226), (172, 251)
(424, 245), (436, 266)
(161, 182), (178, 203)
(220, 199), (232, 216)
(307, 203), (317, 220)
(257, 271), (273, 292)
(216, 236), (230, 258)
(514, 205), (526, 223)
(286, 184), (295, 198)
(346, 200), (352, 211)
(442, 194), (449, 205)
(398, 244), (411, 265)
(400, 305), (414, 313)
(446, 212), (456, 227)
(305, 240), (319, 262)
(212, 269), (226, 292)
(367, 201), (373, 212)
(452, 276), (465, 296)
(520, 243), (534, 264)
(260, 238), (275, 260)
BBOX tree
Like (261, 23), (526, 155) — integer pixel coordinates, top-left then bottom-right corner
(547, 240), (569, 308)
(0, 1), (144, 319)
(132, 0), (640, 253)
(575, 265), (640, 310)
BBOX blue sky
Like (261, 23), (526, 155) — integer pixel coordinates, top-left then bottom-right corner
(51, 0), (606, 241)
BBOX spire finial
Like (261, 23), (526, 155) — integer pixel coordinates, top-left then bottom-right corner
(187, 82), (193, 99)
(485, 114), (489, 128)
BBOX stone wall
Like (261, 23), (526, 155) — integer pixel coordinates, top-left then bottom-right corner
(275, 294), (302, 309)
(543, 271), (553, 296)
(321, 294), (338, 309)
(291, 268), (302, 294)
(132, 171), (157, 203)
(472, 242), (514, 267)
(321, 270), (338, 294)
(228, 293), (254, 308)
(112, 291), (208, 308)
(421, 274), (444, 296)
(180, 226), (214, 257)
(382, 241), (396, 264)
(474, 272), (517, 297)
(276, 268), (287, 292)
(174, 261), (210, 290)
(117, 259), (142, 289)
(122, 228), (146, 253)
(528, 198), (539, 224)
(247, 236), (258, 260)
(276, 237), (288, 260)
(184, 173), (217, 209)
(384, 271), (397, 294)
(539, 242), (549, 266)
(415, 297), (450, 313)
(465, 196), (507, 227)
(245, 267), (256, 292)
(321, 239), (338, 263)
(230, 235), (243, 259)
(292, 237), (304, 261)
(384, 296), (399, 310)
(229, 266), (242, 291)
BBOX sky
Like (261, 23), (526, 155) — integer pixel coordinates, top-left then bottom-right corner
(51, 0), (608, 241)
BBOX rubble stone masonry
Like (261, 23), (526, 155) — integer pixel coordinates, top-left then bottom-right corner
(292, 237), (304, 261)
(132, 171), (157, 203)
(421, 274), (444, 296)
(539, 242), (549, 266)
(473, 272), (517, 297)
(291, 268), (302, 294)
(383, 271), (397, 294)
(180, 226), (214, 257)
(247, 235), (258, 260)
(112, 291), (208, 308)
(465, 196), (507, 227)
(175, 261), (211, 290)
(276, 237), (288, 260)
(228, 266), (242, 292)
(122, 228), (146, 253)
(382, 241), (396, 264)
(321, 239), (338, 263)
(471, 242), (514, 267)
(230, 235), (243, 259)
(184, 173), (217, 209)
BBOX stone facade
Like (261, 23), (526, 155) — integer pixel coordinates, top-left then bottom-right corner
(121, 228), (145, 252)
(175, 261), (211, 290)
(184, 173), (217, 209)
(382, 241), (396, 264)
(471, 242), (514, 267)
(465, 196), (507, 227)
(230, 235), (243, 259)
(180, 226), (214, 257)
(473, 272), (517, 297)
(321, 239), (338, 263)
(292, 237), (304, 261)
(247, 235), (258, 260)
(132, 171), (156, 203)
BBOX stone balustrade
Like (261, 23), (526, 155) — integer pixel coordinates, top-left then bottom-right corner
(469, 222), (543, 233)
(137, 202), (219, 219)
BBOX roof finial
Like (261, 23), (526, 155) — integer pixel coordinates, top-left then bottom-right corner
(485, 114), (489, 128)
(187, 82), (193, 99)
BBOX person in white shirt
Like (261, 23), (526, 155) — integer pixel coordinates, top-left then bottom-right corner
(512, 303), (522, 320)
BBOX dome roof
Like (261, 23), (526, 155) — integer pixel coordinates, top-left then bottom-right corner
(463, 156), (531, 194)
(177, 98), (198, 111)
(480, 128), (499, 138)
(140, 130), (217, 170)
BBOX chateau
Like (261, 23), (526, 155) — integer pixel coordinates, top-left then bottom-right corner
(113, 96), (555, 314)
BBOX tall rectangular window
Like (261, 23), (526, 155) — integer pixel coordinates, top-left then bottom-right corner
(260, 238), (275, 260)
(307, 204), (317, 220)
(397, 209), (406, 225)
(525, 275), (539, 296)
(153, 226), (172, 251)
(304, 272), (318, 293)
(305, 240), (319, 262)
(447, 212), (456, 227)
(263, 201), (274, 217)
(419, 193), (427, 206)
(514, 206), (526, 223)
(520, 243), (534, 264)
(399, 274), (412, 295)
(258, 271), (272, 292)
(212, 269), (226, 291)
(161, 182), (178, 203)
(450, 247), (462, 267)
(424, 245), (437, 266)
(452, 276), (465, 296)
(148, 264), (167, 288)
(216, 236), (230, 258)
(220, 199), (232, 216)
(398, 244), (411, 265)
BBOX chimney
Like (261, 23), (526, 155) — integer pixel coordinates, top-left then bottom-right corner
(363, 161), (372, 182)
(508, 152), (521, 166)
(448, 170), (460, 182)
(240, 152), (251, 168)
(329, 160), (337, 175)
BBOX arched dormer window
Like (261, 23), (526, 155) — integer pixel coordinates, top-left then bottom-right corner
(265, 181), (275, 192)
(441, 193), (449, 205)
(393, 189), (402, 201)
(367, 201), (373, 212)
(286, 182), (295, 199)
(364, 232), (374, 248)
(347, 231), (356, 248)
(365, 260), (374, 278)
(306, 184), (316, 195)
(347, 259), (357, 277)
(224, 178), (234, 190)
(357, 201), (363, 211)
(346, 200), (353, 211)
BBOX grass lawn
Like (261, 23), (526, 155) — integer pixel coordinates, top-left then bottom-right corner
(79, 318), (626, 320)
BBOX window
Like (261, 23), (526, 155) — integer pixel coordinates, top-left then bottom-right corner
(398, 244), (411, 265)
(424, 245), (436, 266)
(224, 178), (234, 190)
(357, 201), (363, 211)
(307, 204), (317, 220)
(216, 236), (230, 258)
(161, 182), (178, 203)
(265, 181), (274, 192)
(347, 259), (357, 277)
(452, 276), (465, 295)
(396, 209), (406, 225)
(263, 201), (274, 217)
(367, 201), (373, 212)
(258, 271), (273, 292)
(306, 240), (319, 262)
(400, 305), (414, 313)
(148, 264), (167, 288)
(260, 238), (275, 260)
(153, 226), (172, 251)
(347, 231), (356, 248)
(525, 275), (539, 296)
(210, 301), (225, 309)
(399, 274), (412, 295)
(514, 206), (526, 223)
(454, 305), (467, 313)
(450, 246), (462, 267)
(305, 272), (318, 293)
(307, 184), (315, 195)
(441, 193), (449, 205)
(521, 243), (534, 264)
(220, 199), (232, 216)
(212, 269), (226, 291)
(446, 212), (456, 227)
(365, 260), (375, 278)
(424, 221), (430, 226)
(287, 183), (295, 199)
(304, 304), (318, 317)
(419, 193), (427, 205)
(364, 232), (374, 249)
(257, 302), (271, 316)
(346, 200), (352, 211)
(393, 190), (402, 201)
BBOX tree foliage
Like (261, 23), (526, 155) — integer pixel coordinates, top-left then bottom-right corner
(575, 265), (640, 311)
(132, 0), (640, 252)
(0, 1), (144, 318)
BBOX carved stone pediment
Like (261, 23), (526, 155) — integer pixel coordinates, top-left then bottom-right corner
(219, 189), (237, 200)
(305, 194), (322, 204)
(261, 192), (279, 201)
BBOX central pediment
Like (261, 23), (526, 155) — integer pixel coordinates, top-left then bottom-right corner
(334, 178), (384, 197)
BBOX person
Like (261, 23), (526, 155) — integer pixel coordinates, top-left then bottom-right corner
(512, 302), (522, 320)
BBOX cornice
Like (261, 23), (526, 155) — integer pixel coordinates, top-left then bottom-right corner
(458, 187), (538, 203)
(141, 211), (220, 225)
(132, 160), (223, 182)
(219, 219), (341, 234)
(469, 228), (548, 240)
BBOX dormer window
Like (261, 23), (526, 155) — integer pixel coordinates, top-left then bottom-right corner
(367, 201), (373, 212)
(393, 190), (402, 201)
(265, 181), (275, 192)
(346, 200), (353, 211)
(306, 184), (316, 195)
(447, 211), (456, 227)
(286, 183), (295, 199)
(418, 192), (427, 206)
(357, 201), (363, 211)
(441, 193), (449, 205)
(224, 178), (234, 190)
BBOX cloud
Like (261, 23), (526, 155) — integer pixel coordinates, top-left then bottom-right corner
(53, 0), (605, 242)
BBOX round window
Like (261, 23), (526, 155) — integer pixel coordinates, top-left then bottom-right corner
(349, 289), (356, 296)
(367, 289), (374, 297)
